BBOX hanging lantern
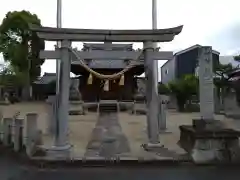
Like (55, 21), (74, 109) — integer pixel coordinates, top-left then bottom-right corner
(119, 75), (124, 86)
(103, 80), (109, 91)
(113, 79), (116, 83)
(87, 74), (93, 84)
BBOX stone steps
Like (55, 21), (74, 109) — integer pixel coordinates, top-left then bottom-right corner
(98, 100), (119, 113)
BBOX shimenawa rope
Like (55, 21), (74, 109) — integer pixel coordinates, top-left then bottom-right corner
(68, 47), (144, 80)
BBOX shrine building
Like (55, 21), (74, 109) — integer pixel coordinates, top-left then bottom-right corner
(71, 43), (144, 102)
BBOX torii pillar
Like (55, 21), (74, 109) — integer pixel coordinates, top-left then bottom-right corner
(144, 41), (160, 145)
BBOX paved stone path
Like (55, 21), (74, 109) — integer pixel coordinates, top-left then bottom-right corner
(84, 112), (130, 157)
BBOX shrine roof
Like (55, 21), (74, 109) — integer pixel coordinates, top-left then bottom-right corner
(34, 73), (77, 84)
(34, 73), (56, 84)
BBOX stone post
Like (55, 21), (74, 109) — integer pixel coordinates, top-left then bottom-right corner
(143, 41), (160, 145)
(14, 118), (24, 152)
(26, 113), (38, 155)
(3, 118), (12, 146)
(198, 46), (214, 120)
(158, 95), (167, 131)
(54, 40), (71, 154)
(46, 95), (56, 135)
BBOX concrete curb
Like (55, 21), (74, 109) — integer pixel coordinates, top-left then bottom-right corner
(2, 144), (240, 168)
(27, 158), (192, 168)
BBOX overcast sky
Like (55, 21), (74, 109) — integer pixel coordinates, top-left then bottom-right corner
(0, 0), (240, 78)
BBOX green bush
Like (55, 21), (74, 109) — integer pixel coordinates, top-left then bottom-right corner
(168, 75), (199, 112)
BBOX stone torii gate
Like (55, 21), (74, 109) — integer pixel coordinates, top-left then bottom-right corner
(31, 25), (183, 156)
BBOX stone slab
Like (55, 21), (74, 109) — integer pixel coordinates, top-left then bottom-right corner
(179, 124), (240, 163)
(180, 125), (240, 139)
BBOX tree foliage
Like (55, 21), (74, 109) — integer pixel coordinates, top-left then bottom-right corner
(214, 62), (239, 95)
(234, 55), (240, 62)
(0, 64), (27, 87)
(168, 74), (199, 111)
(0, 10), (45, 83)
(158, 82), (170, 94)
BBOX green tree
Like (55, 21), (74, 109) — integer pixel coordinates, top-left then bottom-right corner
(0, 10), (45, 100)
(168, 74), (198, 111)
(234, 55), (240, 62)
(214, 63), (239, 100)
(233, 56), (240, 104)
(215, 63), (237, 86)
(0, 64), (27, 87)
(158, 82), (170, 94)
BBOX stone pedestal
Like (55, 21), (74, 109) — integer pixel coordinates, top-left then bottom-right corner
(158, 95), (169, 132)
(46, 95), (57, 135)
(26, 113), (43, 156)
(132, 93), (146, 115)
(179, 119), (240, 163)
(69, 101), (85, 115)
(142, 143), (164, 151)
(3, 118), (13, 146)
(69, 87), (82, 101)
(69, 79), (85, 115)
(13, 118), (24, 152)
(45, 145), (72, 160)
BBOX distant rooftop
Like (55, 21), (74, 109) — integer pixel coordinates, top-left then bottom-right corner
(174, 44), (220, 56)
(34, 73), (79, 85)
(34, 73), (56, 85)
(161, 44), (220, 68)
